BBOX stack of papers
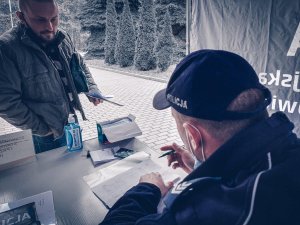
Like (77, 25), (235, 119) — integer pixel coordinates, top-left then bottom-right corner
(84, 151), (151, 188)
(89, 147), (119, 166)
(90, 158), (181, 208)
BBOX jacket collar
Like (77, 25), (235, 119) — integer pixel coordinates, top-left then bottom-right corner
(185, 112), (297, 181)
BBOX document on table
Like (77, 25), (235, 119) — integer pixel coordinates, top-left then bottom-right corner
(89, 147), (118, 166)
(91, 159), (181, 208)
(83, 151), (151, 188)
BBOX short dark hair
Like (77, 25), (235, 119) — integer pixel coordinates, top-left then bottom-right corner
(18, 0), (57, 12)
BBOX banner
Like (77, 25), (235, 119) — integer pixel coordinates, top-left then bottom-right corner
(190, 0), (300, 134)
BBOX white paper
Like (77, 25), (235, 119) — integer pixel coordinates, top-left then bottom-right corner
(89, 147), (118, 166)
(0, 191), (56, 225)
(91, 159), (181, 208)
(83, 151), (151, 188)
(0, 130), (35, 170)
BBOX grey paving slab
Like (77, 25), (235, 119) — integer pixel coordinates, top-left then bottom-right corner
(0, 67), (183, 153)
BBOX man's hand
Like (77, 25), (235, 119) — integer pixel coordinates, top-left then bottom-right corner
(139, 172), (173, 197)
(86, 91), (104, 106)
(87, 96), (103, 106)
(161, 143), (194, 174)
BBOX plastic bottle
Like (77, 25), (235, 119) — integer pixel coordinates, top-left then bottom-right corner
(65, 114), (83, 151)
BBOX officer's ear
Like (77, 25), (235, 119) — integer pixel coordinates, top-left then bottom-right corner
(183, 123), (202, 150)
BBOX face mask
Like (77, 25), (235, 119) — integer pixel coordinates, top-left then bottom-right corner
(193, 155), (203, 169)
(184, 123), (206, 169)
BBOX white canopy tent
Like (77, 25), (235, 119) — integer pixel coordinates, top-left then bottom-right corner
(186, 0), (300, 135)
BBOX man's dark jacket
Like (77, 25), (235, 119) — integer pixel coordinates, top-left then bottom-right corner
(0, 24), (99, 138)
(100, 112), (300, 225)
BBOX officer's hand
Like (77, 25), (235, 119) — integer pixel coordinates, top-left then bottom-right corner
(139, 172), (173, 197)
(161, 143), (194, 174)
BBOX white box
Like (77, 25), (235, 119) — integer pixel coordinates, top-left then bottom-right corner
(0, 129), (35, 171)
(97, 114), (142, 143)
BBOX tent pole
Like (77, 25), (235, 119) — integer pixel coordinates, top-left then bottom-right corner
(186, 0), (191, 55)
(8, 0), (14, 28)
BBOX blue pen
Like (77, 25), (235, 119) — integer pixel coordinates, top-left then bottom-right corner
(158, 150), (175, 158)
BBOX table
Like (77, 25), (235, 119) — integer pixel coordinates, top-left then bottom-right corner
(0, 138), (154, 225)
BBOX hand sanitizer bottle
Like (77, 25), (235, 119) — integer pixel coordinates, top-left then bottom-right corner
(65, 114), (83, 151)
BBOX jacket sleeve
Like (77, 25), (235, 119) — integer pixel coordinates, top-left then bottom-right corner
(100, 183), (163, 225)
(0, 47), (50, 135)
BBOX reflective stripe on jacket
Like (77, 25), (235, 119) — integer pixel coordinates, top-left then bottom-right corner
(100, 112), (300, 225)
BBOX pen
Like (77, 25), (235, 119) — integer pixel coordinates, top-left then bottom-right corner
(158, 150), (175, 158)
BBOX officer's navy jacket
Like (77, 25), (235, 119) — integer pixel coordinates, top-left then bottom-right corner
(100, 112), (300, 225)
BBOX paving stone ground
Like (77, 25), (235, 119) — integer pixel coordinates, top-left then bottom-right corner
(0, 67), (183, 153)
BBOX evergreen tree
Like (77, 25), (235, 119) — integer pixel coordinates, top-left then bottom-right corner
(155, 0), (186, 63)
(134, 0), (156, 71)
(57, 0), (82, 50)
(0, 15), (9, 34)
(156, 10), (174, 71)
(104, 0), (117, 64)
(0, 0), (17, 35)
(115, 0), (135, 67)
(77, 0), (107, 58)
(155, 0), (185, 32)
(115, 0), (140, 16)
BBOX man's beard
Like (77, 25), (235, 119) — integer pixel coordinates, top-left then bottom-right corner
(25, 24), (57, 45)
(39, 31), (56, 43)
